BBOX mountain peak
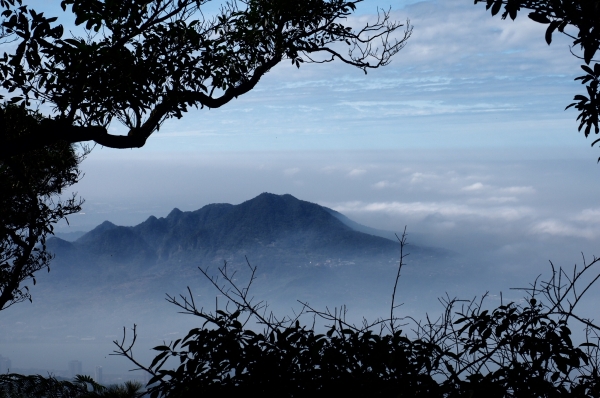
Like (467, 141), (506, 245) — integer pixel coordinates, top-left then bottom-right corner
(75, 220), (117, 243)
(167, 208), (183, 218)
(90, 220), (116, 232)
(252, 192), (298, 202)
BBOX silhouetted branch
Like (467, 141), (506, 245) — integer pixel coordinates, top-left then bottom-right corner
(390, 226), (408, 333)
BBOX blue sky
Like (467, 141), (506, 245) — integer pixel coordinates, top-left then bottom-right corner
(29, 0), (587, 151)
(122, 0), (585, 152)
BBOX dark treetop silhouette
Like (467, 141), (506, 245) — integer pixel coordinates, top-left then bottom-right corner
(0, 104), (84, 311)
(0, 0), (411, 160)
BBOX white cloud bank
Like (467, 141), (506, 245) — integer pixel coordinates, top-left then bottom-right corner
(333, 200), (533, 221)
(530, 220), (598, 240)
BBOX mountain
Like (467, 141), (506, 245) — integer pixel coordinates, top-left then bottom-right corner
(1, 194), (461, 359)
(41, 192), (458, 310)
(53, 230), (87, 242)
(324, 207), (398, 241)
(48, 193), (423, 270)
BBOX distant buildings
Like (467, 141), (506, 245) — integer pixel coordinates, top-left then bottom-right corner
(94, 365), (103, 384)
(0, 355), (11, 374)
(68, 360), (82, 379)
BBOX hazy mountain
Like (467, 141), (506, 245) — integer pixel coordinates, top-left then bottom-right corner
(2, 194), (464, 374)
(48, 193), (440, 271)
(53, 230), (87, 242)
(40, 192), (454, 308)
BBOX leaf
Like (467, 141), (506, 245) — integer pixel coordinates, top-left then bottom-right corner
(528, 12), (550, 24)
(581, 65), (594, 75)
(149, 351), (169, 369)
(545, 21), (560, 45)
(147, 374), (163, 386)
(585, 122), (592, 137)
(584, 46), (597, 65)
(491, 0), (502, 16)
(505, 1), (519, 20)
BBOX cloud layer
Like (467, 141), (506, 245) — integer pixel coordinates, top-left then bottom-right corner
(67, 148), (600, 251)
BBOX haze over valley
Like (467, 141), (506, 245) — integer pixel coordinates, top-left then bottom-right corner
(3, 148), (600, 377)
(2, 191), (460, 374)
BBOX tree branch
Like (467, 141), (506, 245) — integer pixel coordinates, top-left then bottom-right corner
(0, 54), (281, 160)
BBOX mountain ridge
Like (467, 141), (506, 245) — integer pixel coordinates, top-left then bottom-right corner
(8, 193), (460, 351)
(49, 193), (414, 267)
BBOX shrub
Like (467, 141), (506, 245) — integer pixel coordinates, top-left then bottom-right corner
(0, 374), (143, 398)
(115, 235), (600, 397)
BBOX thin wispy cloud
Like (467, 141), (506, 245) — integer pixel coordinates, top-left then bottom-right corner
(467, 196), (518, 204)
(283, 167), (301, 176)
(338, 100), (518, 117)
(348, 169), (367, 177)
(501, 186), (536, 194)
(409, 172), (440, 184)
(373, 180), (397, 189)
(530, 220), (598, 240)
(462, 182), (487, 191)
(332, 200), (533, 222)
(573, 208), (600, 223)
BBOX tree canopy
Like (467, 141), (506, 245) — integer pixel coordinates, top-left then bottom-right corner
(475, 0), (600, 153)
(0, 0), (411, 160)
(0, 104), (83, 311)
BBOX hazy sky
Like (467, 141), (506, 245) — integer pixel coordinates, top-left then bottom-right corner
(60, 0), (600, 251)
(4, 0), (600, 375)
(56, 0), (600, 316)
(95, 0), (587, 151)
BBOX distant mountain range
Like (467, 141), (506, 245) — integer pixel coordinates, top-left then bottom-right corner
(40, 192), (458, 314)
(1, 193), (459, 355)
(49, 193), (445, 271)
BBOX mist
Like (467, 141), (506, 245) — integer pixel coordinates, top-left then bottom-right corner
(2, 146), (600, 376)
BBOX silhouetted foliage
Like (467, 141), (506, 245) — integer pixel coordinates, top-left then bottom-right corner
(84, 378), (143, 398)
(0, 104), (85, 311)
(0, 0), (411, 159)
(114, 234), (600, 397)
(0, 374), (143, 398)
(475, 0), (600, 156)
